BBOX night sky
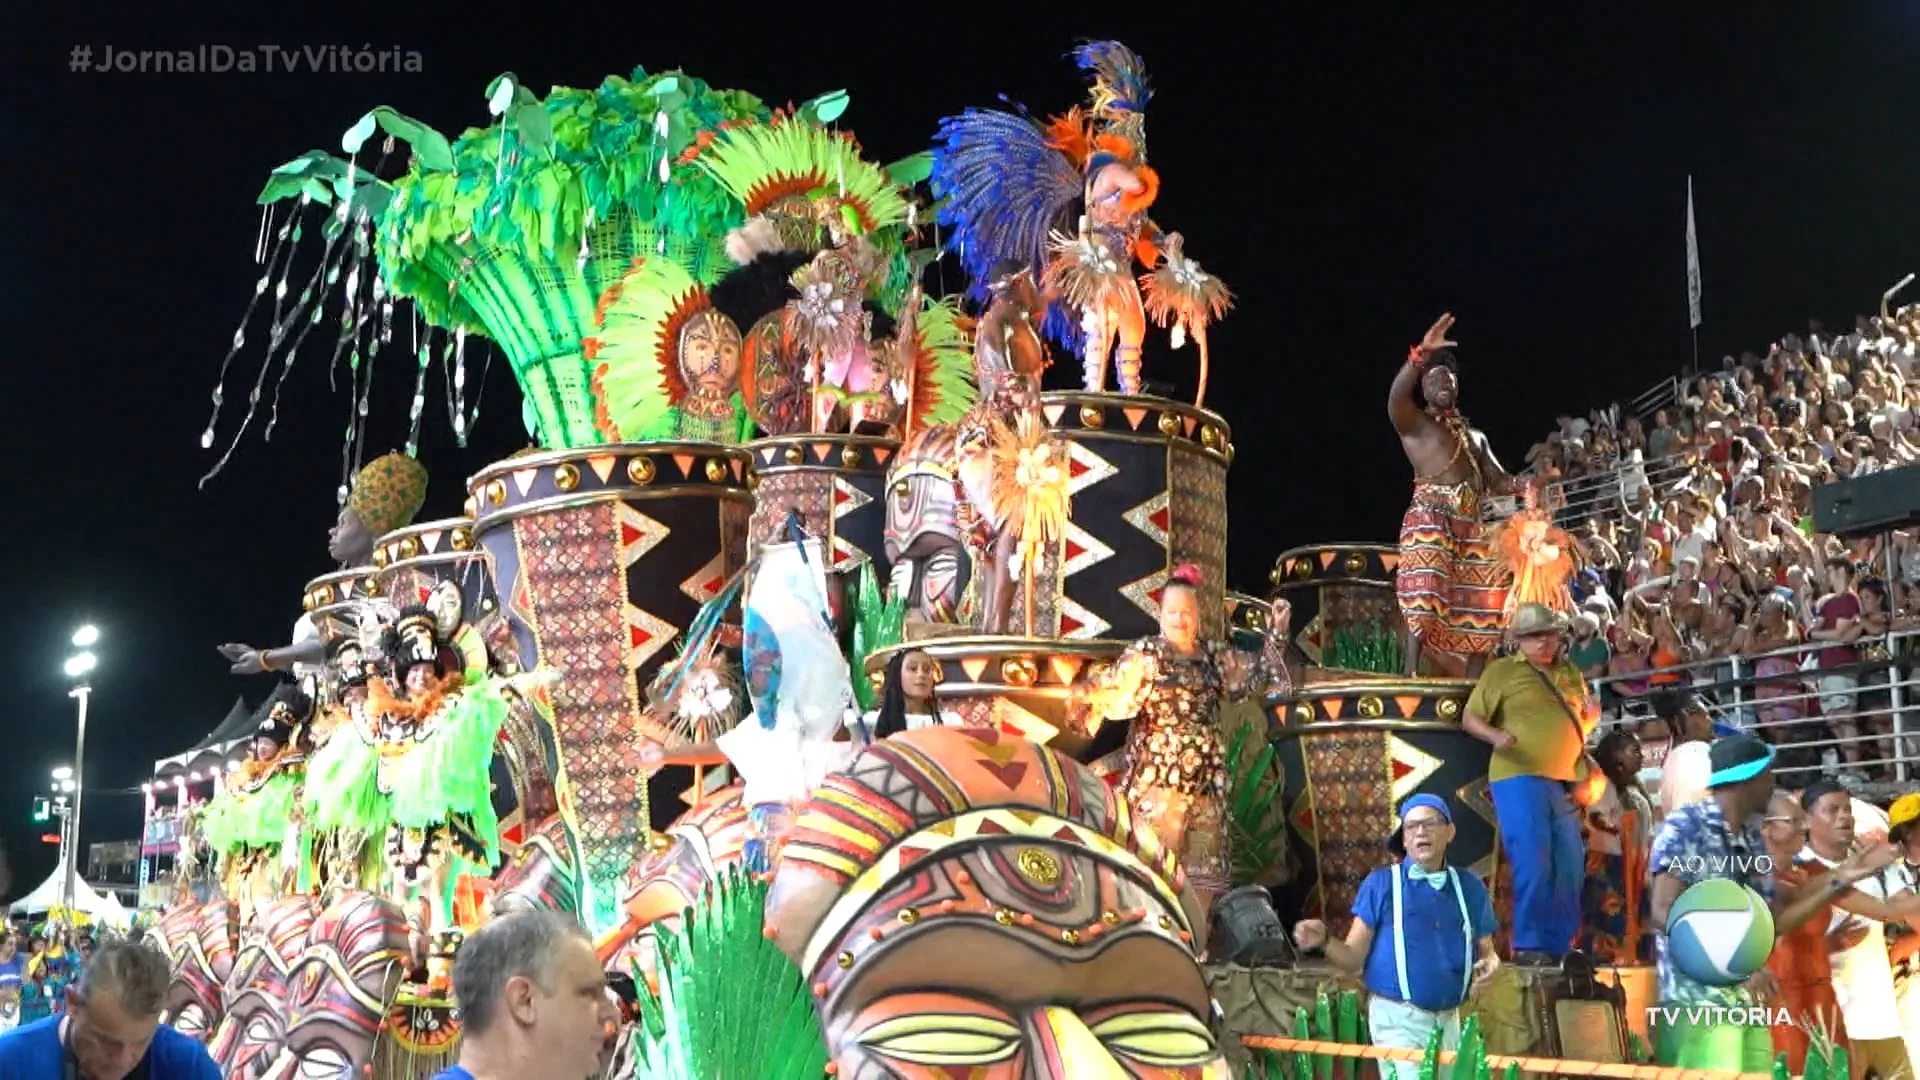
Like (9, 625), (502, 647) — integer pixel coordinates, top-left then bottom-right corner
(3, 6), (1916, 900)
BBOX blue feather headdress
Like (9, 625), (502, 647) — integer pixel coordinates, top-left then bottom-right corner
(931, 105), (1086, 353)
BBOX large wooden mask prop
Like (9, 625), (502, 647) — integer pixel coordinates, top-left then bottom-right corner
(207, 895), (321, 1075)
(768, 727), (1229, 1079)
(265, 890), (411, 1079)
(157, 901), (235, 1038)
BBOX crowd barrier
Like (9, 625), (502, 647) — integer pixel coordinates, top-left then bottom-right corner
(1591, 630), (1916, 784)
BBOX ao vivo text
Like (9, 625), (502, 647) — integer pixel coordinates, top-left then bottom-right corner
(1667, 853), (1775, 877)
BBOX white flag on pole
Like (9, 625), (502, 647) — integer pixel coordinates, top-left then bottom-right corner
(1686, 176), (1702, 329)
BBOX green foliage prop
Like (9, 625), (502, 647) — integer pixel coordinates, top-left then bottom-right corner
(632, 869), (828, 1079)
(1224, 723), (1287, 885)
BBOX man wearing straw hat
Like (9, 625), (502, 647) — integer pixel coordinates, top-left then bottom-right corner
(1292, 794), (1499, 1080)
(1460, 602), (1596, 962)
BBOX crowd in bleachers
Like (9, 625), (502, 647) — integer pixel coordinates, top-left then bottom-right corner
(1524, 306), (1920, 787)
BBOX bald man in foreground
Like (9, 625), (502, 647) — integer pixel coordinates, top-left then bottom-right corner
(429, 911), (620, 1080)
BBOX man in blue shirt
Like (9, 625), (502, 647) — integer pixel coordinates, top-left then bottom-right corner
(0, 937), (219, 1079)
(1293, 794), (1500, 1079)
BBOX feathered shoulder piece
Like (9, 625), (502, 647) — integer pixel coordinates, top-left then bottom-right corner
(586, 257), (712, 441)
(931, 107), (1083, 308)
(894, 292), (978, 433)
(699, 118), (910, 257)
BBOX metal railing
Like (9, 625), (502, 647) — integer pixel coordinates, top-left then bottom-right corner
(1589, 630), (1916, 784)
(1630, 376), (1683, 422)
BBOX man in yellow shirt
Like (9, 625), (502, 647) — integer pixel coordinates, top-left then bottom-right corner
(1461, 603), (1596, 961)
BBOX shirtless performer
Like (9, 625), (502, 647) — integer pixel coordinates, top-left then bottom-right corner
(1390, 315), (1523, 676)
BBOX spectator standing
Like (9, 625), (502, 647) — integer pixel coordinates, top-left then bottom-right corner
(1460, 604), (1596, 961)
(1797, 780), (1914, 1080)
(1647, 736), (1882, 1070)
(1656, 693), (1715, 817)
(0, 938), (218, 1078)
(429, 910), (618, 1080)
(1291, 795), (1499, 1080)
(1809, 559), (1868, 781)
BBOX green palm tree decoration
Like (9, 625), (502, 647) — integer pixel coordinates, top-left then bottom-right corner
(631, 868), (828, 1079)
(1224, 723), (1287, 885)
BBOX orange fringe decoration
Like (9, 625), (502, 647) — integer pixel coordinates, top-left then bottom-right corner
(1491, 506), (1576, 615)
(363, 674), (459, 725)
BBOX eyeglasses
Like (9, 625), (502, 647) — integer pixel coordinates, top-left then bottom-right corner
(1762, 815), (1801, 825)
(1402, 819), (1449, 834)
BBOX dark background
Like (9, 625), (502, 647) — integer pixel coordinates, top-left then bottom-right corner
(2, 6), (1915, 899)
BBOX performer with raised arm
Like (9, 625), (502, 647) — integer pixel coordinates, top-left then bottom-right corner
(1073, 565), (1292, 919)
(1390, 315), (1522, 676)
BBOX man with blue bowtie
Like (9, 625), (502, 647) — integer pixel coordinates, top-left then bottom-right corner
(1294, 795), (1501, 1079)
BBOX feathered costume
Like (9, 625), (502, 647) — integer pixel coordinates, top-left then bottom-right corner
(697, 117), (969, 435)
(932, 41), (1232, 398)
(201, 685), (311, 914)
(302, 595), (529, 952)
(587, 257), (757, 443)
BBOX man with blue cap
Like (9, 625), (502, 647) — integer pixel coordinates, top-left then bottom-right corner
(1293, 794), (1499, 1078)
(1648, 735), (1890, 1070)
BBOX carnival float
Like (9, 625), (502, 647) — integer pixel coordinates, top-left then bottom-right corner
(150, 41), (1641, 1080)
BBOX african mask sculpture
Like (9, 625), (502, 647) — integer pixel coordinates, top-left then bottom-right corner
(265, 890), (412, 1079)
(593, 782), (753, 989)
(207, 894), (321, 1075)
(157, 901), (235, 1038)
(767, 726), (1231, 1078)
(489, 813), (580, 920)
(883, 425), (971, 624)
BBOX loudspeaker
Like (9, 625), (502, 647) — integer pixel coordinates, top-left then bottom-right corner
(1210, 885), (1296, 967)
(1812, 467), (1920, 538)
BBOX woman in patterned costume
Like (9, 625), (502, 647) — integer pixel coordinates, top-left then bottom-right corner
(1073, 564), (1292, 919)
(767, 726), (1232, 1077)
(302, 584), (531, 987)
(1390, 314), (1522, 676)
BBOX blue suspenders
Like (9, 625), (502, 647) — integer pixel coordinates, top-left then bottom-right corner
(1390, 862), (1474, 1008)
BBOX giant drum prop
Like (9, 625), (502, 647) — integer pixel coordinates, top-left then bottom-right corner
(301, 567), (380, 644)
(1270, 544), (1405, 673)
(468, 443), (751, 936)
(744, 433), (896, 575)
(864, 636), (1123, 755)
(1267, 677), (1500, 936)
(1011, 392), (1231, 641)
(372, 518), (557, 864)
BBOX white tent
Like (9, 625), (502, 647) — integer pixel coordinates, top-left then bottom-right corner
(6, 860), (132, 926)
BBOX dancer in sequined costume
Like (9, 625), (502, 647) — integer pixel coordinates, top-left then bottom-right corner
(1076, 564), (1291, 916)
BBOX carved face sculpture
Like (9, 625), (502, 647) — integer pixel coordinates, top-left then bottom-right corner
(769, 727), (1228, 1079)
(156, 903), (226, 1036)
(679, 310), (744, 399)
(207, 895), (320, 1076)
(884, 426), (969, 623)
(601, 784), (752, 988)
(264, 891), (411, 1079)
(491, 814), (580, 919)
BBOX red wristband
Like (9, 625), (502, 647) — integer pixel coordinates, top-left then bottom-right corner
(1409, 345), (1430, 368)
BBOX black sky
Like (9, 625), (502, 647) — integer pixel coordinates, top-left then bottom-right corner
(3, 6), (1915, 899)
